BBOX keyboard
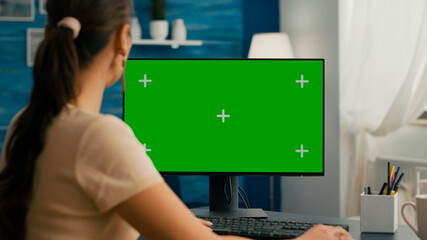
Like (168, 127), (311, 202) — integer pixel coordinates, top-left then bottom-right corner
(199, 216), (350, 240)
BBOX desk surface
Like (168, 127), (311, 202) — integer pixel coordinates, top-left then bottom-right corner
(265, 211), (417, 240)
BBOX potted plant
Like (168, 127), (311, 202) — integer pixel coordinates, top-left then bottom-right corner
(150, 0), (168, 40)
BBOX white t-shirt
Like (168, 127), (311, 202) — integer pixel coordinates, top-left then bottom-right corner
(1, 105), (164, 240)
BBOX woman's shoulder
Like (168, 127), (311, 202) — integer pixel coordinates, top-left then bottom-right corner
(69, 110), (135, 146)
(82, 113), (131, 136)
(63, 105), (128, 132)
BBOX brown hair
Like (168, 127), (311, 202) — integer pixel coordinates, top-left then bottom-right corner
(0, 0), (131, 239)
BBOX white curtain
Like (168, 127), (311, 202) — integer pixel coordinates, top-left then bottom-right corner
(339, 0), (427, 217)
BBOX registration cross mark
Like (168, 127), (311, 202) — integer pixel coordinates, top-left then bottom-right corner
(295, 144), (309, 158)
(217, 109), (230, 123)
(139, 74), (152, 88)
(296, 75), (309, 88)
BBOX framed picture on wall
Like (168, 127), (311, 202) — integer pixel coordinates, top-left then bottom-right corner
(27, 28), (44, 67)
(39, 0), (46, 14)
(0, 0), (34, 21)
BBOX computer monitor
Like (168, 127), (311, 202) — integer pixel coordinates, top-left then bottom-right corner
(124, 59), (324, 217)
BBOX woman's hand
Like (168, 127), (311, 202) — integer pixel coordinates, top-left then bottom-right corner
(198, 218), (353, 240)
(200, 218), (353, 240)
(199, 218), (213, 231)
(296, 224), (354, 240)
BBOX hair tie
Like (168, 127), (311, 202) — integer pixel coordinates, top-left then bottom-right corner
(57, 17), (81, 39)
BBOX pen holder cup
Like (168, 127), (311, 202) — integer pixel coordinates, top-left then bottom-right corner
(360, 192), (398, 233)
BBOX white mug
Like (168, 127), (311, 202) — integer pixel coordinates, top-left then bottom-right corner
(402, 194), (427, 240)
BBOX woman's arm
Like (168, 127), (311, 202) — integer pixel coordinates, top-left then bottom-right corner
(114, 181), (249, 240)
(114, 181), (353, 240)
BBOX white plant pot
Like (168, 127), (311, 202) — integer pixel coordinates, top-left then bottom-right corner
(130, 17), (142, 40)
(172, 18), (187, 41)
(150, 20), (169, 40)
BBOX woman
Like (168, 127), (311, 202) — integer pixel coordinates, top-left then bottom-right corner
(0, 1), (353, 239)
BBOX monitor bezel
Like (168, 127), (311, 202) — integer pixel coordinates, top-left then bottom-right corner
(123, 58), (325, 177)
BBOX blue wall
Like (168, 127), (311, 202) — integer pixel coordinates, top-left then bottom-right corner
(0, 0), (280, 210)
(0, 3), (48, 154)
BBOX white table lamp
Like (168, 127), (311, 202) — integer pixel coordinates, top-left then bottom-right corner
(248, 33), (294, 58)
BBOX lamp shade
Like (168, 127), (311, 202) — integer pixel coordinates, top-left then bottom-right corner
(248, 33), (294, 58)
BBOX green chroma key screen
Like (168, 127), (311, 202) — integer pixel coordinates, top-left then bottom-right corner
(124, 59), (324, 175)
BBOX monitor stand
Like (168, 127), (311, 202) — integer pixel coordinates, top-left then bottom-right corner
(191, 176), (268, 218)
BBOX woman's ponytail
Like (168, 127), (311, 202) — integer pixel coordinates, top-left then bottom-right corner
(0, 1), (131, 239)
(33, 27), (78, 113)
(0, 27), (78, 240)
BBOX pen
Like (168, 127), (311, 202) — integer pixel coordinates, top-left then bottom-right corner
(391, 167), (396, 183)
(392, 167), (400, 185)
(386, 162), (390, 193)
(388, 166), (395, 195)
(390, 166), (395, 182)
(390, 167), (400, 192)
(393, 173), (404, 191)
(379, 182), (387, 195)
